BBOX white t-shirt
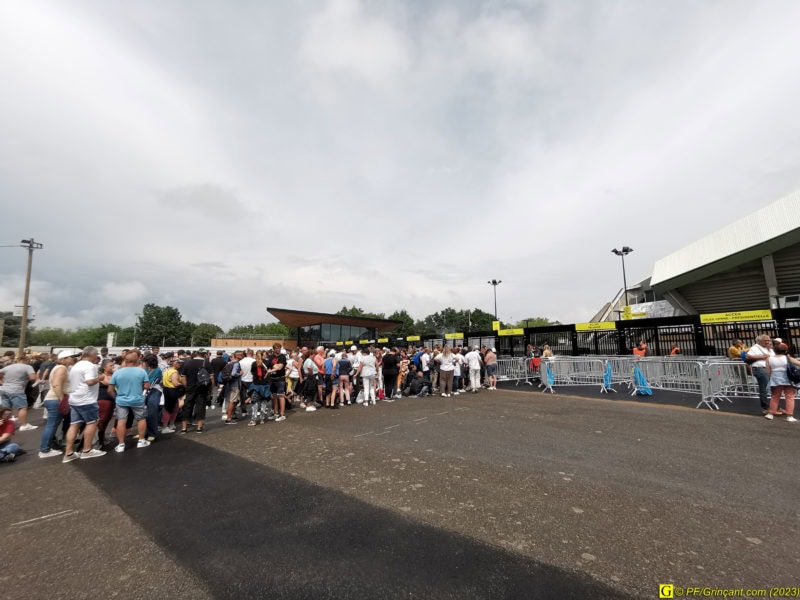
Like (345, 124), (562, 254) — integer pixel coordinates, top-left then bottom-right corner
(746, 344), (774, 369)
(464, 351), (482, 370)
(69, 360), (99, 406)
(420, 353), (431, 372)
(359, 353), (377, 377)
(239, 357), (256, 383)
(453, 354), (464, 377)
(437, 353), (456, 372)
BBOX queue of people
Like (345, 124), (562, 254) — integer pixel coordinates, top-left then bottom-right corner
(0, 343), (500, 463)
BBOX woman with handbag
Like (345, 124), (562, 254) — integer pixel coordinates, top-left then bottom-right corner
(38, 351), (77, 458)
(765, 342), (800, 422)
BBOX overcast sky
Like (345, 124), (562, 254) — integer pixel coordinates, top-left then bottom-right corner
(1, 0), (799, 331)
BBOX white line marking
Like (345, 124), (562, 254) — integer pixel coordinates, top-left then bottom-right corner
(374, 431), (392, 436)
(384, 424), (401, 430)
(434, 411), (450, 416)
(453, 407), (468, 412)
(11, 510), (76, 527)
(353, 431), (374, 438)
(413, 417), (428, 422)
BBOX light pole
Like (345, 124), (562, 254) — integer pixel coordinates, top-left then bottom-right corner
(132, 313), (141, 348)
(487, 279), (502, 320)
(611, 247), (633, 310)
(18, 238), (43, 357)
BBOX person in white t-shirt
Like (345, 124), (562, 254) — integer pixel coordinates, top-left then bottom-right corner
(355, 349), (377, 406)
(239, 349), (256, 395)
(746, 334), (776, 413)
(420, 348), (431, 385)
(463, 347), (482, 393)
(63, 346), (106, 462)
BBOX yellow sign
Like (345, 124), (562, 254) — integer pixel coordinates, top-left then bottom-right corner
(377, 338), (389, 343)
(335, 341), (343, 346)
(621, 306), (632, 320)
(492, 320), (500, 331)
(407, 335), (421, 342)
(345, 340), (353, 345)
(498, 328), (524, 336)
(575, 321), (617, 332)
(632, 312), (647, 318)
(445, 333), (463, 339)
(700, 310), (773, 324)
(358, 339), (369, 344)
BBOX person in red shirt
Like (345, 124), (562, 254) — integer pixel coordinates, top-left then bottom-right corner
(0, 407), (20, 462)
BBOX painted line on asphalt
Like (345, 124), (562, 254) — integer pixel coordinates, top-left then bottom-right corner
(10, 509), (77, 528)
(434, 411), (450, 416)
(353, 431), (374, 438)
(384, 424), (401, 430)
(412, 417), (428, 422)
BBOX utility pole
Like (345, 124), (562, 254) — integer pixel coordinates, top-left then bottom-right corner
(18, 238), (43, 357)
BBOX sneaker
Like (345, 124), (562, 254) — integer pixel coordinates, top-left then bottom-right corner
(80, 448), (107, 460)
(19, 423), (38, 431)
(441, 393), (447, 397)
(225, 419), (238, 425)
(2, 453), (16, 462)
(208, 405), (216, 410)
(115, 444), (126, 453)
(267, 414), (276, 421)
(305, 406), (317, 412)
(146, 436), (156, 442)
(179, 429), (187, 435)
(136, 439), (151, 449)
(786, 416), (797, 422)
(62, 452), (78, 463)
(383, 398), (395, 403)
(275, 415), (286, 422)
(764, 413), (774, 420)
(196, 428), (204, 433)
(38, 449), (62, 459)
(370, 399), (376, 405)
(248, 420), (256, 427)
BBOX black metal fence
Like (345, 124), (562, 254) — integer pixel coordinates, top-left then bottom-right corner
(356, 308), (800, 357)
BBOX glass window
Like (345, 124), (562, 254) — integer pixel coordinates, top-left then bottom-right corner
(321, 324), (331, 340)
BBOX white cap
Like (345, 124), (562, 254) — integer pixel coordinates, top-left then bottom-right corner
(350, 345), (357, 351)
(280, 348), (287, 355)
(57, 349), (79, 359)
(328, 350), (336, 357)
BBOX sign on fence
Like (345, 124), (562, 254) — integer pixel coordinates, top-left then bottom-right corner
(575, 321), (617, 331)
(700, 310), (773, 324)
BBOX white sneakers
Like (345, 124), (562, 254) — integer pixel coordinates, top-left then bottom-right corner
(19, 423), (38, 431)
(137, 439), (151, 449)
(305, 406), (317, 412)
(39, 449), (62, 459)
(787, 416), (797, 422)
(80, 448), (106, 459)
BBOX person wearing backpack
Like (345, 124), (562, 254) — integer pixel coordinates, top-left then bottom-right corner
(765, 342), (800, 422)
(222, 351), (243, 424)
(179, 351), (211, 434)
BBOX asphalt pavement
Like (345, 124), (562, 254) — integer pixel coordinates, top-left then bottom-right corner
(2, 386), (797, 599)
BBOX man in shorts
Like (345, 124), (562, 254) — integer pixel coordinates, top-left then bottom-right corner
(267, 343), (288, 422)
(63, 346), (107, 462)
(109, 352), (151, 452)
(0, 355), (38, 430)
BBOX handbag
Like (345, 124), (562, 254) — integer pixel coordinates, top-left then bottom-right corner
(786, 357), (800, 385)
(58, 394), (70, 416)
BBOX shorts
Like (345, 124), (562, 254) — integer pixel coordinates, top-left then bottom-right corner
(115, 404), (146, 422)
(70, 403), (100, 425)
(0, 392), (28, 410)
(486, 364), (498, 376)
(269, 378), (286, 396)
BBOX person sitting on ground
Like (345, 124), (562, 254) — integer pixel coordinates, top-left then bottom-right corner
(404, 371), (430, 397)
(0, 407), (20, 462)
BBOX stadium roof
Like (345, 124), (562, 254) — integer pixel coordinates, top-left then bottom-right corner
(651, 189), (800, 291)
(266, 307), (401, 332)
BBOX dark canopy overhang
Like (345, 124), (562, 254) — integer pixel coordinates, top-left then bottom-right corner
(267, 307), (401, 333)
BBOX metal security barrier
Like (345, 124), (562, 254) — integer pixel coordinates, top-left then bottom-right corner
(634, 359), (706, 396)
(538, 358), (612, 394)
(701, 361), (759, 409)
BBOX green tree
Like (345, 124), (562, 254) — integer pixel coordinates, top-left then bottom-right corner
(227, 323), (293, 337)
(137, 304), (185, 346)
(28, 327), (78, 346)
(336, 306), (385, 319)
(0, 312), (29, 348)
(386, 309), (417, 336)
(192, 322), (224, 346)
(513, 317), (555, 328)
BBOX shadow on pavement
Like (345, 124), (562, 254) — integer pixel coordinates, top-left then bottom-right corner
(78, 434), (632, 600)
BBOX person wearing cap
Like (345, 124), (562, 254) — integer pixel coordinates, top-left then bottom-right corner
(484, 347), (498, 390)
(37, 350), (78, 458)
(323, 350), (339, 408)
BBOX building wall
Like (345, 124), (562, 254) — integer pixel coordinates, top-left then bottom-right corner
(211, 338), (297, 350)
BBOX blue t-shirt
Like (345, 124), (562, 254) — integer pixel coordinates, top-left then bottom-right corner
(147, 368), (163, 387)
(110, 367), (149, 407)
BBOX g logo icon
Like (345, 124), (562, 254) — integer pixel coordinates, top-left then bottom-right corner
(659, 584), (674, 598)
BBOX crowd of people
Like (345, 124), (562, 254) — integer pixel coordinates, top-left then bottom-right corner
(0, 343), (502, 463)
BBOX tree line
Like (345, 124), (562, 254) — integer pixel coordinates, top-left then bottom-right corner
(1, 304), (555, 349)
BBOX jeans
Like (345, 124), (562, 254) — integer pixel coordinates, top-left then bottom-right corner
(415, 385), (431, 397)
(752, 367), (770, 410)
(40, 398), (65, 452)
(0, 441), (20, 457)
(454, 375), (461, 391)
(146, 389), (162, 437)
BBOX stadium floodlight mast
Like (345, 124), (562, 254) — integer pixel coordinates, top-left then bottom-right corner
(18, 238), (43, 357)
(611, 247), (633, 310)
(487, 279), (502, 320)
